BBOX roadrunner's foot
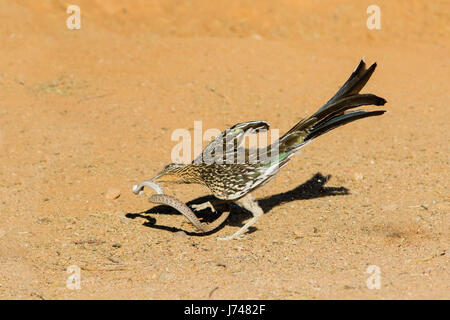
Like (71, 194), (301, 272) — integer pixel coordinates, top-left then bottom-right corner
(217, 194), (263, 240)
(191, 201), (216, 213)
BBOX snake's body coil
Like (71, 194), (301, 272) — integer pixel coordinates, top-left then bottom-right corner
(133, 180), (229, 233)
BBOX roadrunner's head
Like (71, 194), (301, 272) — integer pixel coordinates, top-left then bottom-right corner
(152, 163), (186, 183)
(151, 163), (202, 184)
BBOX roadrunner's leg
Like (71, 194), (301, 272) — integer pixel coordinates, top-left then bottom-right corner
(217, 193), (263, 240)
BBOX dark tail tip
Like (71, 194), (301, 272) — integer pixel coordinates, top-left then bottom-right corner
(375, 96), (387, 105)
(306, 109), (386, 141)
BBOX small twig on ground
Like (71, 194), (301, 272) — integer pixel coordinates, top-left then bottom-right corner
(205, 85), (231, 105)
(408, 250), (446, 263)
(208, 286), (219, 298)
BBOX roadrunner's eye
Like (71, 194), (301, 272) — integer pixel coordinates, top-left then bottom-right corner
(163, 163), (175, 171)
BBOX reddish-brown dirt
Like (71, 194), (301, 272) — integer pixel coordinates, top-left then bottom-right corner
(0, 0), (448, 299)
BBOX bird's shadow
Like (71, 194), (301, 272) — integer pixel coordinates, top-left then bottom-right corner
(125, 172), (349, 236)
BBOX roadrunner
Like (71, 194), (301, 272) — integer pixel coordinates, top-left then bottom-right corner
(150, 59), (386, 240)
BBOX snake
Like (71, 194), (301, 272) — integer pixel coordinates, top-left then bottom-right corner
(132, 180), (230, 233)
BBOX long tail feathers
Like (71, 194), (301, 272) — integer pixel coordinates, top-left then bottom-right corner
(278, 59), (386, 156)
(306, 110), (385, 140)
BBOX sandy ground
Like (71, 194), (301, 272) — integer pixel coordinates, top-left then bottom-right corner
(0, 0), (449, 299)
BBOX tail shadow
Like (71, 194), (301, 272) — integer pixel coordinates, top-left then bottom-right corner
(258, 172), (349, 213)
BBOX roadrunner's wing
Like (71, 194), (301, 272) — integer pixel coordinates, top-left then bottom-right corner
(193, 120), (270, 164)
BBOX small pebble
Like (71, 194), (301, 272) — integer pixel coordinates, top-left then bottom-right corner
(354, 173), (364, 181)
(174, 231), (188, 238)
(158, 272), (174, 281)
(105, 188), (121, 200)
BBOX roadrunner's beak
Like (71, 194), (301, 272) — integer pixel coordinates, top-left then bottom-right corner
(150, 163), (187, 184)
(151, 171), (184, 184)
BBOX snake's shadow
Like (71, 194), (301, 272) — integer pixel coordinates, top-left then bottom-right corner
(125, 172), (349, 235)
